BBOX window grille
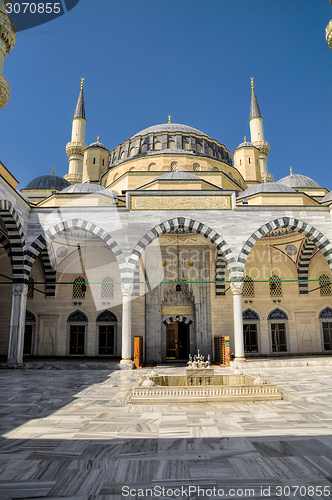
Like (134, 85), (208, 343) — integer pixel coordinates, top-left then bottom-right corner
(101, 277), (114, 299)
(322, 322), (332, 350)
(27, 277), (34, 299)
(319, 274), (332, 296)
(271, 323), (287, 352)
(72, 276), (86, 299)
(243, 323), (258, 353)
(171, 162), (179, 171)
(242, 276), (255, 297)
(193, 163), (200, 171)
(269, 275), (282, 297)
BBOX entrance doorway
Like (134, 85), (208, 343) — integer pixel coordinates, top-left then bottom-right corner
(166, 321), (189, 360)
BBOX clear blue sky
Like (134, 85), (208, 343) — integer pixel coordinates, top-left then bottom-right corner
(1, 0), (332, 190)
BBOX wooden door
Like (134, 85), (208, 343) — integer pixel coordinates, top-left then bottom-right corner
(99, 325), (115, 355)
(166, 322), (179, 359)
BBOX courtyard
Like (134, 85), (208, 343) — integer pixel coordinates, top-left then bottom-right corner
(1, 363), (332, 499)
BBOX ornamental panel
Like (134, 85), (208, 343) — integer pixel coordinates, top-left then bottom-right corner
(131, 196), (231, 210)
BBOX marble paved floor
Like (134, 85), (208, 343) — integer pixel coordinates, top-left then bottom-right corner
(1, 365), (332, 499)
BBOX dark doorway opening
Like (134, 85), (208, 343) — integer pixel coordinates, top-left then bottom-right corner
(166, 321), (189, 360)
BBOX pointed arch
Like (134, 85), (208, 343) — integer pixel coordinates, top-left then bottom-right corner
(0, 200), (27, 282)
(319, 307), (332, 319)
(163, 316), (193, 326)
(238, 217), (332, 280)
(268, 308), (288, 320)
(26, 219), (126, 290)
(67, 310), (88, 322)
(297, 238), (316, 294)
(127, 217), (235, 290)
(243, 309), (259, 320)
(96, 310), (117, 322)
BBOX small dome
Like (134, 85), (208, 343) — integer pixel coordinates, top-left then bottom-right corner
(237, 182), (296, 199)
(24, 175), (70, 191)
(131, 123), (206, 139)
(60, 183), (117, 197)
(87, 141), (108, 150)
(157, 171), (201, 181)
(277, 174), (320, 189)
(321, 191), (332, 203)
(234, 141), (256, 150)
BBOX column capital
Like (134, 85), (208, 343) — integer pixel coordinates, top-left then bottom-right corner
(12, 283), (28, 296)
(231, 281), (243, 295)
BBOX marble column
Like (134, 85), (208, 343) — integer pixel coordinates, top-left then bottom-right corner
(7, 283), (28, 365)
(120, 293), (134, 368)
(231, 282), (245, 361)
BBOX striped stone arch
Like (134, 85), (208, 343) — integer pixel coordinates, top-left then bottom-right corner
(215, 250), (226, 296)
(0, 232), (12, 261)
(25, 219), (126, 291)
(237, 217), (332, 279)
(128, 217), (235, 283)
(163, 316), (193, 326)
(297, 238), (317, 294)
(0, 200), (27, 282)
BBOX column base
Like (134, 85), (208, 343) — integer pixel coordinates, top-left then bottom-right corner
(231, 357), (247, 367)
(120, 359), (134, 370)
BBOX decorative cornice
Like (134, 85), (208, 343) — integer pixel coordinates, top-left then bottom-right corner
(0, 11), (16, 53)
(0, 74), (10, 108)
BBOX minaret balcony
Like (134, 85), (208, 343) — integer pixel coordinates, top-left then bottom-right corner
(326, 19), (332, 49)
(0, 74), (10, 109)
(0, 10), (16, 53)
(66, 141), (86, 158)
(251, 140), (270, 156)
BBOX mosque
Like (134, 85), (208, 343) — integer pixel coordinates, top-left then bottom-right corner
(0, 1), (332, 367)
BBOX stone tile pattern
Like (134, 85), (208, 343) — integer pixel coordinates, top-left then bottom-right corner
(1, 366), (332, 499)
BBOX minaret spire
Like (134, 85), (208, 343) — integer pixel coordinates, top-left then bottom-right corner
(64, 80), (87, 184)
(249, 78), (272, 182)
(250, 78), (262, 120)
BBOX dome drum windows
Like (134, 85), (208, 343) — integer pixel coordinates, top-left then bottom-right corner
(154, 141), (162, 151)
(168, 140), (176, 149)
(193, 163), (200, 171)
(148, 163), (156, 171)
(171, 162), (179, 172)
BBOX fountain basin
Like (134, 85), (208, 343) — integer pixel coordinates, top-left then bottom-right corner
(128, 373), (282, 404)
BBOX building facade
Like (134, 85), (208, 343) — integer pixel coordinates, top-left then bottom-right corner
(0, 2), (332, 367)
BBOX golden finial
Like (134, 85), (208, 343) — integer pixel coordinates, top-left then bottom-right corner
(168, 115), (171, 124)
(290, 166), (293, 175)
(244, 135), (246, 143)
(52, 167), (55, 176)
(251, 77), (254, 88)
(80, 78), (84, 89)
(97, 136), (100, 143)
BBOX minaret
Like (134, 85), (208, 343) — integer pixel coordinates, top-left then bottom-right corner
(0, 0), (16, 109)
(326, 1), (332, 50)
(64, 79), (87, 184)
(249, 78), (273, 182)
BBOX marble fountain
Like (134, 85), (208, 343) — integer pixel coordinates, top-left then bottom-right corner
(128, 351), (282, 404)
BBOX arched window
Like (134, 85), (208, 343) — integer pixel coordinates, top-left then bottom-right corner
(67, 310), (88, 355)
(242, 309), (259, 353)
(319, 274), (332, 296)
(113, 173), (119, 182)
(212, 167), (219, 171)
(27, 277), (34, 299)
(141, 143), (148, 153)
(319, 307), (332, 351)
(268, 308), (288, 353)
(193, 163), (200, 171)
(242, 276), (255, 297)
(168, 140), (176, 149)
(24, 310), (36, 355)
(269, 275), (282, 297)
(101, 277), (114, 299)
(154, 141), (162, 150)
(171, 162), (179, 172)
(196, 142), (203, 153)
(148, 163), (156, 171)
(130, 147), (136, 157)
(183, 141), (189, 150)
(72, 276), (86, 299)
(129, 166), (135, 172)
(120, 151), (125, 160)
(97, 310), (117, 355)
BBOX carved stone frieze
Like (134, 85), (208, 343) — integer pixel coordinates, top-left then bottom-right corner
(0, 11), (16, 53)
(0, 74), (10, 109)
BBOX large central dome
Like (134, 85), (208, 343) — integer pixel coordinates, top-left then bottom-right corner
(131, 123), (207, 139)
